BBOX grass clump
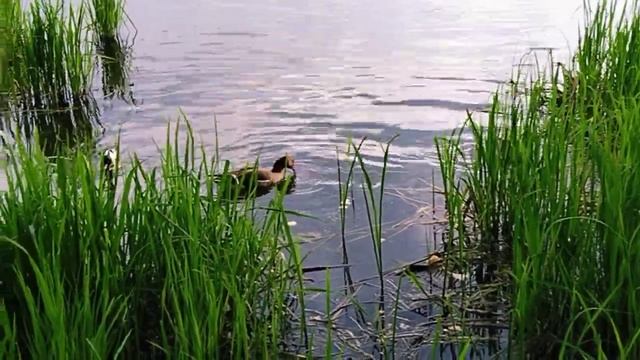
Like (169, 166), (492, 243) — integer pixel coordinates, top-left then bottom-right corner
(89, 0), (126, 42)
(0, 0), (12, 98)
(1, 0), (133, 151)
(436, 0), (640, 357)
(8, 0), (94, 110)
(0, 117), (302, 358)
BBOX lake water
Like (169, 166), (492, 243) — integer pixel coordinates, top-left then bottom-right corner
(96, 0), (584, 355)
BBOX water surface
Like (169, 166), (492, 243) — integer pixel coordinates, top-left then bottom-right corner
(96, 0), (584, 353)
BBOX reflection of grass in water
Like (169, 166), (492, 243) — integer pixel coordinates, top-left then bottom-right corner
(436, 0), (640, 357)
(18, 102), (101, 157)
(0, 117), (305, 358)
(3, 88), (102, 157)
(98, 35), (136, 104)
(90, 0), (137, 104)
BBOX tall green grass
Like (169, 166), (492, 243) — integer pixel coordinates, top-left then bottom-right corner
(0, 0), (11, 98)
(3, 0), (130, 108)
(436, 0), (640, 357)
(8, 0), (94, 110)
(0, 117), (303, 358)
(1, 0), (129, 157)
(89, 0), (126, 42)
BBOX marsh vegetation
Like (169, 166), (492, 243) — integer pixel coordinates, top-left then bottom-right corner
(0, 120), (304, 358)
(436, 0), (640, 357)
(1, 0), (639, 358)
(0, 0), (135, 154)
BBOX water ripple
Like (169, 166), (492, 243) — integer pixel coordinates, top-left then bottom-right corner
(372, 98), (488, 111)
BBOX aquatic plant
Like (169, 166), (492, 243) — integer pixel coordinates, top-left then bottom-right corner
(89, 0), (126, 42)
(0, 0), (12, 99)
(0, 116), (304, 358)
(436, 0), (640, 357)
(9, 0), (94, 109)
(337, 137), (395, 356)
(1, 0), (105, 157)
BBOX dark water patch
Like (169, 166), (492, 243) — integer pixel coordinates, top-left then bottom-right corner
(256, 120), (335, 129)
(413, 75), (478, 82)
(303, 94), (324, 99)
(355, 92), (378, 99)
(332, 92), (379, 100)
(457, 88), (493, 94)
(481, 78), (506, 85)
(372, 98), (488, 111)
(332, 86), (356, 92)
(266, 111), (337, 119)
(412, 75), (504, 85)
(281, 86), (315, 92)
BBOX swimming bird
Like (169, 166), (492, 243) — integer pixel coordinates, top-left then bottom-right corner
(102, 148), (118, 184)
(216, 154), (296, 195)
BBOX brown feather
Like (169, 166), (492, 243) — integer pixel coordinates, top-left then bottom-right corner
(224, 154), (295, 189)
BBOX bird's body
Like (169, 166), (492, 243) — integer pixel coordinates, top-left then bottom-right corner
(228, 165), (294, 186)
(102, 148), (118, 186)
(103, 149), (117, 172)
(217, 154), (296, 196)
